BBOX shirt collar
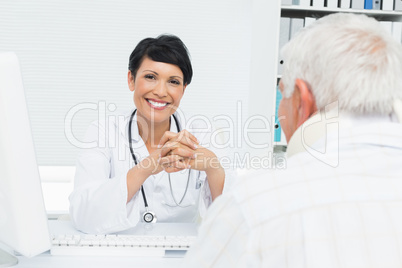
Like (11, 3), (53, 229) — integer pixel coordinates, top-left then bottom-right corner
(286, 111), (327, 158)
(286, 108), (402, 158)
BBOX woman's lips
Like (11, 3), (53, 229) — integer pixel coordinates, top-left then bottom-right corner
(146, 98), (169, 110)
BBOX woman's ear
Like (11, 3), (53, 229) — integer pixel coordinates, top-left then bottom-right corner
(183, 83), (187, 93)
(294, 78), (317, 127)
(128, 71), (135, 92)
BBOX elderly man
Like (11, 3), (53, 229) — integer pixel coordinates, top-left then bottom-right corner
(182, 13), (402, 267)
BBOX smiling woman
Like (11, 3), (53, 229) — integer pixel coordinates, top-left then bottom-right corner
(69, 35), (226, 234)
(129, 58), (186, 126)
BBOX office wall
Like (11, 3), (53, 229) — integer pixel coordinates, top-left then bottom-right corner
(0, 0), (255, 166)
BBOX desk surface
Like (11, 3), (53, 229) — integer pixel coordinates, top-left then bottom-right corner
(48, 220), (198, 236)
(14, 220), (197, 268)
(17, 253), (183, 268)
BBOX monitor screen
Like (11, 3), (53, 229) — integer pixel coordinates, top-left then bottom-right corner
(0, 52), (51, 265)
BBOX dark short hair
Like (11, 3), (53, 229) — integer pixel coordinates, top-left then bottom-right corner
(128, 34), (193, 85)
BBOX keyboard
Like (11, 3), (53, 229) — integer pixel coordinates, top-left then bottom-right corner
(51, 233), (196, 257)
(48, 221), (198, 258)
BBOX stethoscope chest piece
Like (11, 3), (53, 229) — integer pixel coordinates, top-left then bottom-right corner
(143, 210), (157, 223)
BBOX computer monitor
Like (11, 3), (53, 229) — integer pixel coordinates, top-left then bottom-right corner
(0, 52), (51, 266)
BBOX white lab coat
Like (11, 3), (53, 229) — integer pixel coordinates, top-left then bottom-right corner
(69, 110), (214, 234)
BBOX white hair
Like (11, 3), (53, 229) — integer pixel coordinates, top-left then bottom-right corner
(281, 13), (402, 115)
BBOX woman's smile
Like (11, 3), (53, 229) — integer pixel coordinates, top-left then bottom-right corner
(146, 98), (170, 110)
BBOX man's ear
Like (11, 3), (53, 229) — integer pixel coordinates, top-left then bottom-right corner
(128, 71), (135, 92)
(294, 78), (317, 128)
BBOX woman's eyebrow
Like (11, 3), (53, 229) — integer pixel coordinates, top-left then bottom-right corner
(171, 75), (183, 80)
(142, 70), (158, 74)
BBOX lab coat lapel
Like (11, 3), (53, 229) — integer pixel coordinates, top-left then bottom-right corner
(122, 109), (152, 176)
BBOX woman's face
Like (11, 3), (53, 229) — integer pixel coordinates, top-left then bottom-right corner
(128, 57), (186, 125)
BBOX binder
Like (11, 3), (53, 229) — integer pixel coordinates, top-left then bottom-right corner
(395, 0), (402, 10)
(351, 0), (365, 9)
(277, 17), (291, 75)
(274, 86), (282, 143)
(290, 18), (305, 38)
(364, 0), (373, 8)
(312, 0), (325, 6)
(380, 21), (393, 34)
(382, 0), (393, 10)
(392, 22), (402, 43)
(304, 17), (316, 27)
(276, 18), (304, 75)
(373, 0), (382, 9)
(282, 0), (293, 5)
(299, 0), (311, 6)
(341, 0), (351, 8)
(327, 0), (339, 8)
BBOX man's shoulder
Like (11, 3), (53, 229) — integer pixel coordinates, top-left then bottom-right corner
(232, 166), (304, 200)
(229, 160), (338, 226)
(228, 167), (296, 223)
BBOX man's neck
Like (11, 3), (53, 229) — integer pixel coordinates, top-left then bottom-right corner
(286, 109), (336, 158)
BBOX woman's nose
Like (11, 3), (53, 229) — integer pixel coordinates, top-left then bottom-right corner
(152, 82), (168, 97)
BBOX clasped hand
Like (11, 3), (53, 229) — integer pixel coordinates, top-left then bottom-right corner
(128, 129), (224, 202)
(147, 130), (219, 174)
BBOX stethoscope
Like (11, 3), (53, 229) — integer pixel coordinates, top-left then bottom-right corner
(128, 109), (198, 223)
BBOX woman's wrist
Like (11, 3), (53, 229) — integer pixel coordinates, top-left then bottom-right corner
(127, 163), (149, 185)
(195, 147), (220, 172)
(204, 157), (225, 201)
(143, 155), (157, 174)
(205, 163), (224, 178)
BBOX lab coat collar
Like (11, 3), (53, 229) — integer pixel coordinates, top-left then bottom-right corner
(116, 109), (141, 142)
(287, 108), (402, 158)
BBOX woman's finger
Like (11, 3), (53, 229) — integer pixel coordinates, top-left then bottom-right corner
(158, 154), (183, 166)
(160, 141), (196, 158)
(158, 130), (199, 149)
(162, 160), (188, 173)
(159, 141), (178, 157)
(163, 146), (196, 159)
(172, 159), (190, 169)
(177, 130), (199, 146)
(158, 131), (177, 148)
(163, 166), (184, 173)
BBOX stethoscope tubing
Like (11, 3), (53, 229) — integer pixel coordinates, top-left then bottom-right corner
(128, 109), (192, 222)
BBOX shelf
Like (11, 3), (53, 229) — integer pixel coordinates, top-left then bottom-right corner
(274, 141), (288, 146)
(281, 6), (402, 21)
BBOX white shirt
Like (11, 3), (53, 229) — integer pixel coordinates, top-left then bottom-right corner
(69, 110), (216, 234)
(182, 112), (402, 268)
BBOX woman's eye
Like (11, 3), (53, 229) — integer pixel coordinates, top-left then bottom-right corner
(145, 74), (155, 80)
(170, 79), (180, 85)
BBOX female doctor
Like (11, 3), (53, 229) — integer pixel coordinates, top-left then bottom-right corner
(69, 34), (225, 234)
